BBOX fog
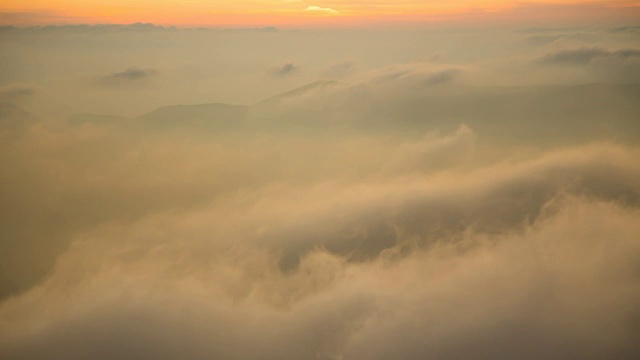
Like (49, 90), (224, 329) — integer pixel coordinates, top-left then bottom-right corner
(1, 24), (639, 359)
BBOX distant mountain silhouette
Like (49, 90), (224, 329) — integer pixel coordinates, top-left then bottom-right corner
(252, 81), (640, 144)
(68, 113), (128, 126)
(61, 82), (640, 144)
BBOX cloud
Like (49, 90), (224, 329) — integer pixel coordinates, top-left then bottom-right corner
(382, 125), (477, 175)
(94, 67), (159, 86)
(423, 68), (460, 85)
(608, 25), (640, 33)
(1, 25), (640, 360)
(532, 46), (640, 82)
(524, 32), (595, 46)
(538, 47), (640, 65)
(2, 73), (640, 359)
(321, 60), (356, 79)
(1, 162), (639, 359)
(340, 200), (640, 359)
(0, 84), (39, 102)
(0, 103), (36, 131)
(252, 62), (639, 140)
(361, 64), (464, 87)
(305, 6), (340, 15)
(268, 62), (300, 77)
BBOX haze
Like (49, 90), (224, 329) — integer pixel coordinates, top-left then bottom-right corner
(1, 3), (640, 360)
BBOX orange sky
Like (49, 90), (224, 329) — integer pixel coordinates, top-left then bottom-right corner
(1, 0), (639, 27)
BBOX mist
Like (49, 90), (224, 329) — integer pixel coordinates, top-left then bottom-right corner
(1, 23), (639, 359)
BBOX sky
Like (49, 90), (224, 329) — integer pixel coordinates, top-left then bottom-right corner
(1, 2), (640, 360)
(1, 0), (640, 27)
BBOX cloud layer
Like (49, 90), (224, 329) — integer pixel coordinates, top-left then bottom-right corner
(538, 47), (640, 65)
(1, 24), (640, 360)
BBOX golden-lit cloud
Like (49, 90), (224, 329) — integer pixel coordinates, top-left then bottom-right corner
(305, 6), (340, 15)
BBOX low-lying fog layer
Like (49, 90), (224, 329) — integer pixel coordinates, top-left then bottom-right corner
(1, 25), (639, 359)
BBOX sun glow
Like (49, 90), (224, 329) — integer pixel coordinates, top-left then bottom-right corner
(0, 1), (639, 28)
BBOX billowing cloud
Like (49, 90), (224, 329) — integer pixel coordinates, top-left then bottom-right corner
(1, 137), (639, 359)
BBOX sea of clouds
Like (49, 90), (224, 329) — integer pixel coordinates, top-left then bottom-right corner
(1, 25), (639, 359)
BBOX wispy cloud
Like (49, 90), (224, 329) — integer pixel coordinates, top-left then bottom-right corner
(268, 62), (300, 77)
(538, 47), (640, 65)
(93, 67), (159, 86)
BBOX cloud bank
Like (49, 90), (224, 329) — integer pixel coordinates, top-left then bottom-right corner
(1, 24), (639, 360)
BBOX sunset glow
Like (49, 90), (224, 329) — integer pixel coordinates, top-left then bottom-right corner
(1, 0), (639, 27)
